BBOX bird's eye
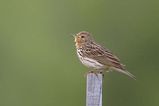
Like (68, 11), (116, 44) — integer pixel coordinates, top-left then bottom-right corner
(81, 36), (84, 38)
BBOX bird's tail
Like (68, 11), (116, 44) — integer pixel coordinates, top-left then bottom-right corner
(111, 67), (136, 80)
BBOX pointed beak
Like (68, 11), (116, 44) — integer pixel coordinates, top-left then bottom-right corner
(72, 34), (77, 42)
(74, 36), (77, 42)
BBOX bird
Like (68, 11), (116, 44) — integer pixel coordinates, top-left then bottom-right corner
(74, 31), (136, 80)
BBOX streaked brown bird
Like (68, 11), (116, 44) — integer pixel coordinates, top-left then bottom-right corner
(74, 31), (136, 79)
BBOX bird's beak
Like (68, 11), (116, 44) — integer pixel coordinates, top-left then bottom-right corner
(72, 34), (77, 42)
(74, 36), (77, 42)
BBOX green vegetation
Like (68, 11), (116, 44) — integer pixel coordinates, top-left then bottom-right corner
(0, 0), (159, 106)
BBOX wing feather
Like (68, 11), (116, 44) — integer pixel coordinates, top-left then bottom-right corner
(83, 43), (125, 70)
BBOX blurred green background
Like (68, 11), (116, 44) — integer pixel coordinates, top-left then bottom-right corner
(0, 0), (159, 106)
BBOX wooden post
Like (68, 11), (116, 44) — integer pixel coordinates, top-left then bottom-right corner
(86, 73), (103, 106)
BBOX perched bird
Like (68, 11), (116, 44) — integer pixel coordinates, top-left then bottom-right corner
(74, 31), (136, 79)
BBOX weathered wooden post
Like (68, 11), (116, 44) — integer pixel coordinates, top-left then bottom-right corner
(86, 73), (103, 106)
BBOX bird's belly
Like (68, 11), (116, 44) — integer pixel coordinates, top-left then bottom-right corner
(79, 56), (104, 69)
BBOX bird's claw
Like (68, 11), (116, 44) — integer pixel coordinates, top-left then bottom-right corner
(84, 70), (104, 77)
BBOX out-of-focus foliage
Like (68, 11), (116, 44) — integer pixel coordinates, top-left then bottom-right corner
(0, 0), (159, 106)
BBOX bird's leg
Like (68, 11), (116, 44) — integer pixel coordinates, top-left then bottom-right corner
(84, 70), (99, 78)
(99, 71), (104, 77)
(93, 69), (104, 77)
(93, 71), (99, 78)
(84, 69), (104, 78)
(96, 70), (104, 77)
(84, 70), (94, 77)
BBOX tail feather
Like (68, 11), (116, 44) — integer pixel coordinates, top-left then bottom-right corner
(111, 67), (136, 80)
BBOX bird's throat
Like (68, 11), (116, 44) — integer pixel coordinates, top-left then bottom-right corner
(75, 42), (83, 48)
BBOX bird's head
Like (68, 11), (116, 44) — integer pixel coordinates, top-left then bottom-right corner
(74, 31), (92, 44)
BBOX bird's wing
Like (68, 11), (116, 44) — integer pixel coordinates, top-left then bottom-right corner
(84, 43), (125, 70)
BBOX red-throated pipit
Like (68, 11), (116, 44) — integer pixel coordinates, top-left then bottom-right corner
(74, 31), (136, 79)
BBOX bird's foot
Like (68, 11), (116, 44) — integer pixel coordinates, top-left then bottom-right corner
(84, 70), (104, 77)
(84, 70), (93, 77)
